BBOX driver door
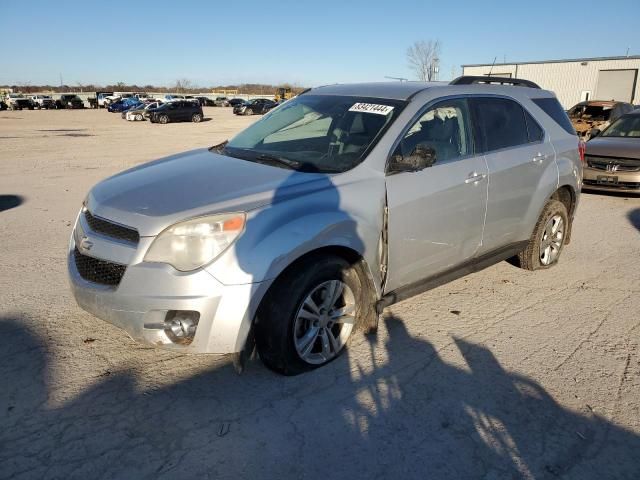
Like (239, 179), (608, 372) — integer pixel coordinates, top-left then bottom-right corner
(384, 98), (489, 292)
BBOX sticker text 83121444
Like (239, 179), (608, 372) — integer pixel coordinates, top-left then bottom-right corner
(348, 103), (394, 115)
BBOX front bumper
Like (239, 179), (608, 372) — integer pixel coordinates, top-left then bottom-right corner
(67, 213), (265, 354)
(583, 166), (640, 193)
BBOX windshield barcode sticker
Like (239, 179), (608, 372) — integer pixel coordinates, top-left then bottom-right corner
(349, 103), (394, 115)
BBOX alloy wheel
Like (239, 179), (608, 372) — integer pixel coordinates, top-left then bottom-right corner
(293, 280), (356, 364)
(540, 214), (564, 265)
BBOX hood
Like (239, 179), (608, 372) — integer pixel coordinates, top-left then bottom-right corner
(87, 149), (334, 236)
(585, 137), (640, 160)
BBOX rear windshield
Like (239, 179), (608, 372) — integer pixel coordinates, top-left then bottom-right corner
(224, 94), (406, 173)
(532, 97), (575, 135)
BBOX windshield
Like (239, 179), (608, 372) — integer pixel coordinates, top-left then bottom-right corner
(601, 115), (640, 138)
(224, 94), (405, 173)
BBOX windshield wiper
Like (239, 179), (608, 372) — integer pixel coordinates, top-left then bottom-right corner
(255, 154), (303, 170)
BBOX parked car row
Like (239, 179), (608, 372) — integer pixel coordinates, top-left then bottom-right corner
(0, 91), (279, 113)
(108, 97), (205, 124)
(0, 93), (86, 110)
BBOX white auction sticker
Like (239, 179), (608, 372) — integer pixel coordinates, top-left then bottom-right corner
(348, 103), (394, 115)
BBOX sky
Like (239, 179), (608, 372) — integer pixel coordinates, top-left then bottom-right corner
(3, 0), (639, 88)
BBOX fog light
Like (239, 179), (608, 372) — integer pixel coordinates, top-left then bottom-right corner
(164, 311), (200, 345)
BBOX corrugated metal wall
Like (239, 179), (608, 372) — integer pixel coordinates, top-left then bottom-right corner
(462, 59), (640, 108)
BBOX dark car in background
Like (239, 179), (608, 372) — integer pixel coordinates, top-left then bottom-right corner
(232, 98), (276, 115)
(227, 98), (244, 107)
(56, 94), (85, 109)
(10, 98), (35, 110)
(149, 100), (203, 124)
(195, 96), (215, 107)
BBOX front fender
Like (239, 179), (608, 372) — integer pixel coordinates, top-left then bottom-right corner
(207, 207), (380, 287)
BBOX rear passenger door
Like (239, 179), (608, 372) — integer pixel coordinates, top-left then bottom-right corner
(470, 97), (555, 253)
(384, 98), (489, 292)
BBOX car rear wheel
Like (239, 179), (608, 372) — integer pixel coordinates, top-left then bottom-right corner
(191, 113), (202, 123)
(158, 115), (169, 124)
(517, 199), (569, 270)
(256, 255), (362, 375)
(135, 114), (143, 121)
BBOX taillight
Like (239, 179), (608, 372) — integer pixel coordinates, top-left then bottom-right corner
(578, 140), (586, 164)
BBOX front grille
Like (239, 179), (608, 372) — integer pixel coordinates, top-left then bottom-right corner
(84, 210), (139, 244)
(74, 248), (126, 286)
(585, 155), (640, 172)
(583, 179), (640, 189)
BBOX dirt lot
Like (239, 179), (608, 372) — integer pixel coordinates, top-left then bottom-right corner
(1, 108), (639, 479)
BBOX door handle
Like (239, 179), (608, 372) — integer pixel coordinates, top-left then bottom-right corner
(465, 172), (487, 184)
(533, 153), (547, 163)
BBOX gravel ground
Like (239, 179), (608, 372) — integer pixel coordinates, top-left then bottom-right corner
(1, 108), (639, 480)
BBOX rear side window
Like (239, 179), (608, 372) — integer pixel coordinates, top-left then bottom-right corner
(524, 109), (544, 142)
(532, 97), (575, 135)
(471, 97), (529, 152)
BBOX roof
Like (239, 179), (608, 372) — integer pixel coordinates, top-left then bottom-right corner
(462, 55), (640, 68)
(576, 100), (627, 107)
(310, 82), (442, 101)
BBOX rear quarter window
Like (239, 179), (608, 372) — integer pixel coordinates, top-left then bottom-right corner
(532, 97), (576, 135)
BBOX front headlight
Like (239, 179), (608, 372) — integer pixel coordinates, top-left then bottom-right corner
(144, 213), (245, 271)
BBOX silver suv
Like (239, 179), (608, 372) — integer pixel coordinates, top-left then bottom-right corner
(68, 76), (582, 375)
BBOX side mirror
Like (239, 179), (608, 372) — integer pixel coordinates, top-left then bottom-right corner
(588, 127), (600, 139)
(389, 144), (437, 173)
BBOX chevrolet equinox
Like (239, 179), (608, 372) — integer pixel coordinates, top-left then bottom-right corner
(68, 76), (582, 375)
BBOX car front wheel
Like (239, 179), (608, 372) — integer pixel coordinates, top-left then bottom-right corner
(191, 113), (202, 123)
(158, 115), (169, 124)
(256, 255), (362, 375)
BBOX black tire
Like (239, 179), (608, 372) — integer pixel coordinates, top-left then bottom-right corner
(245, 108), (253, 116)
(517, 199), (569, 271)
(191, 113), (202, 123)
(135, 114), (143, 121)
(256, 255), (364, 375)
(158, 114), (169, 124)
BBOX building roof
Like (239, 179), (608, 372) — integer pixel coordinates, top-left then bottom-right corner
(311, 82), (443, 100)
(462, 55), (640, 68)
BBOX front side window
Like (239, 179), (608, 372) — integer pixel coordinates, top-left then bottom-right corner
(600, 115), (640, 138)
(398, 98), (472, 163)
(471, 97), (529, 152)
(224, 94), (405, 173)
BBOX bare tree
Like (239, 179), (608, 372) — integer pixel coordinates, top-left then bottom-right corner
(174, 78), (193, 93)
(406, 40), (441, 81)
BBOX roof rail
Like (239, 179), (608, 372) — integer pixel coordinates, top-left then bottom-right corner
(450, 75), (541, 89)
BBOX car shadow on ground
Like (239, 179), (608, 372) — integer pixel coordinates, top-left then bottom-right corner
(1, 314), (638, 479)
(628, 208), (640, 231)
(0, 194), (24, 212)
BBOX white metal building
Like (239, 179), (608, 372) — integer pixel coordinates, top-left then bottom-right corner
(462, 56), (640, 108)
